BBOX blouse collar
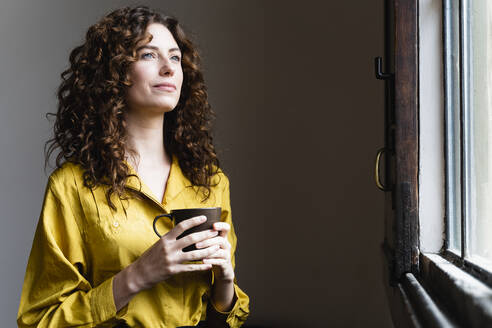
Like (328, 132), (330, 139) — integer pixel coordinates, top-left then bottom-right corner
(123, 154), (191, 205)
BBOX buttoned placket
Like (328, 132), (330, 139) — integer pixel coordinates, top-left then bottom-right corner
(120, 164), (195, 326)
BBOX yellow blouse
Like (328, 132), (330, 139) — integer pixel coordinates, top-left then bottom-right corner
(17, 154), (250, 327)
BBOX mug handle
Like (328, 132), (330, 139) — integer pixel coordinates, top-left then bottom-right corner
(153, 214), (173, 238)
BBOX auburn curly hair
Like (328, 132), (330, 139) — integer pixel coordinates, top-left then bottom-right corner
(44, 5), (221, 211)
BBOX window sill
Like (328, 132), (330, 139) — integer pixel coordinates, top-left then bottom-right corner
(385, 271), (456, 328)
(384, 252), (492, 327)
(419, 253), (492, 327)
(440, 250), (492, 288)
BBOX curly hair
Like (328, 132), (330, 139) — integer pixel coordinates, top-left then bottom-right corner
(44, 5), (221, 211)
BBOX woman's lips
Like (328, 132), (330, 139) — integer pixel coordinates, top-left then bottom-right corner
(154, 84), (176, 92)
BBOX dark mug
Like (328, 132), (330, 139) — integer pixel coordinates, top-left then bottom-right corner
(153, 207), (222, 252)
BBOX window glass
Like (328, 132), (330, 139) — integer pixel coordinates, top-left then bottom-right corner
(445, 0), (462, 253)
(469, 0), (492, 268)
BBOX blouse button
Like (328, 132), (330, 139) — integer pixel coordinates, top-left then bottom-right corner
(113, 221), (119, 227)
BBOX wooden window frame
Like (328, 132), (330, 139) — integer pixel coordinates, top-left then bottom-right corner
(382, 0), (492, 327)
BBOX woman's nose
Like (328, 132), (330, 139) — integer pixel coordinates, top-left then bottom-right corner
(159, 58), (174, 76)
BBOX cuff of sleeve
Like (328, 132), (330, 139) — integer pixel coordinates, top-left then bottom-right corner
(90, 276), (129, 325)
(209, 284), (238, 316)
(208, 279), (250, 328)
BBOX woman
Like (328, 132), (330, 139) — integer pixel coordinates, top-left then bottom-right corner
(17, 5), (250, 328)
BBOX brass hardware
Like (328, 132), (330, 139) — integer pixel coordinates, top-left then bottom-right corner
(375, 148), (390, 191)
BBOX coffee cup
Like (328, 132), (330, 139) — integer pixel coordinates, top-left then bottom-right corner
(153, 207), (221, 252)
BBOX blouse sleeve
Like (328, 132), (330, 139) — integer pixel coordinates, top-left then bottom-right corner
(207, 173), (250, 328)
(17, 175), (128, 327)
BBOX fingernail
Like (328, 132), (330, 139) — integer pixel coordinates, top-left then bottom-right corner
(200, 216), (206, 221)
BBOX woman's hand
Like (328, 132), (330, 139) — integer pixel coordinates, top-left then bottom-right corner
(196, 222), (235, 283)
(130, 215), (221, 291)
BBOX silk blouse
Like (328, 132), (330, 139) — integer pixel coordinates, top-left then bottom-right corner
(17, 154), (250, 327)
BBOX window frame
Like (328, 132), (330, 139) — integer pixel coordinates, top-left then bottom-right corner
(383, 0), (492, 326)
(442, 0), (492, 284)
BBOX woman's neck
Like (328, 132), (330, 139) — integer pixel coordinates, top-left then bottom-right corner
(123, 109), (170, 170)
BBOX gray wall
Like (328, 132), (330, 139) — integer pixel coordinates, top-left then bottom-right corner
(1, 1), (392, 327)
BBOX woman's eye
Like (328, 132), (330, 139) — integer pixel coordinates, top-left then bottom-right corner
(171, 55), (181, 62)
(141, 52), (156, 59)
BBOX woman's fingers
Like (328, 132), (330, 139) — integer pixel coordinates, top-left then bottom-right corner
(202, 258), (228, 265)
(212, 222), (230, 237)
(202, 248), (229, 260)
(177, 263), (214, 272)
(181, 244), (220, 262)
(174, 229), (219, 250)
(195, 236), (231, 250)
(166, 215), (207, 240)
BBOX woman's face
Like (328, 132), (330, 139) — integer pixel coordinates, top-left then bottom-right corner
(126, 23), (183, 115)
